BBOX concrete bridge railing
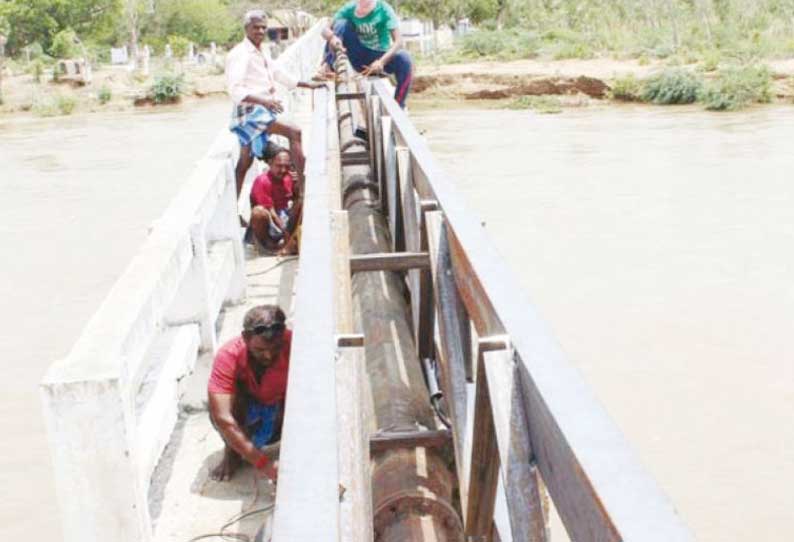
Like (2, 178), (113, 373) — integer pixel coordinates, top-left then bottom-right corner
(40, 22), (327, 542)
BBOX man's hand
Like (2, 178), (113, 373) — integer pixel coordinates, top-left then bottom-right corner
(361, 58), (385, 76)
(329, 35), (346, 53)
(263, 97), (284, 114)
(256, 459), (279, 482)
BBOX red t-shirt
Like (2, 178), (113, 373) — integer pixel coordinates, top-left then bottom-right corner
(207, 330), (292, 405)
(250, 171), (293, 212)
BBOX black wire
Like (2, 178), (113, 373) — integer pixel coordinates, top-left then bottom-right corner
(185, 504), (275, 542)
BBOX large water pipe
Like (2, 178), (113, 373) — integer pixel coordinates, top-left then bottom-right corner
(332, 52), (464, 542)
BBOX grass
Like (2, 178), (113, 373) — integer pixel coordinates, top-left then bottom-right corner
(503, 95), (562, 114)
(457, 29), (541, 60)
(32, 93), (78, 117)
(700, 65), (772, 111)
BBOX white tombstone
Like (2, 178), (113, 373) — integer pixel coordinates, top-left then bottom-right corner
(137, 45), (151, 76)
(187, 43), (195, 62)
(111, 46), (129, 65)
(210, 42), (217, 64)
(164, 43), (173, 58)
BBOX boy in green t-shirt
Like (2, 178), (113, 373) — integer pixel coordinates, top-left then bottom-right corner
(320, 0), (413, 108)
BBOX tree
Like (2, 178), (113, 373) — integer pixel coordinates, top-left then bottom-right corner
(0, 0), (123, 56)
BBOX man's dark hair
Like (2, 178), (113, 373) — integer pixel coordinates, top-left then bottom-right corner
(262, 141), (291, 162)
(243, 304), (286, 332)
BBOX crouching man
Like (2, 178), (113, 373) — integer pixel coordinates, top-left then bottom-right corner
(208, 305), (291, 481)
(249, 147), (302, 254)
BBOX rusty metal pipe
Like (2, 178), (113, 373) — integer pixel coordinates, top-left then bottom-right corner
(333, 52), (463, 542)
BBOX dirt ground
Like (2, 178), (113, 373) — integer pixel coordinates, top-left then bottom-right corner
(0, 60), (228, 116)
(412, 57), (794, 103)
(2, 55), (794, 117)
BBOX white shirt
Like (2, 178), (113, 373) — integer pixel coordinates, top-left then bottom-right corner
(225, 38), (298, 105)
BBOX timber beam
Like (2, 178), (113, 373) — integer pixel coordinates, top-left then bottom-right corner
(369, 429), (452, 454)
(349, 251), (430, 273)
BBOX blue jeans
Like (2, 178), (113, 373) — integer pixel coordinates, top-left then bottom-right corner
(324, 20), (413, 108)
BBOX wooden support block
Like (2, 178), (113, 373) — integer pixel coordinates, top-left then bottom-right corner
(369, 429), (451, 454)
(420, 199), (439, 212)
(479, 335), (510, 353)
(336, 334), (365, 348)
(336, 91), (367, 101)
(367, 95), (380, 198)
(485, 347), (548, 542)
(341, 151), (370, 167)
(349, 251), (430, 273)
(464, 348), (500, 541)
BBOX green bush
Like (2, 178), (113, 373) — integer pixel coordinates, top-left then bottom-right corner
(700, 65), (772, 111)
(51, 29), (79, 59)
(641, 69), (703, 104)
(98, 86), (112, 105)
(609, 74), (643, 101)
(149, 73), (185, 104)
(167, 35), (191, 58)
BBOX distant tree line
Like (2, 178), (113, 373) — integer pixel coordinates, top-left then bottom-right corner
(2, 0), (794, 59)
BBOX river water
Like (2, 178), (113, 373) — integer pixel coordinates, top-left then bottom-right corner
(1, 100), (792, 541)
(412, 104), (794, 542)
(0, 98), (229, 540)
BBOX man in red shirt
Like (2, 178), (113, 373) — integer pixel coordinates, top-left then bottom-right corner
(208, 304), (291, 481)
(249, 148), (302, 254)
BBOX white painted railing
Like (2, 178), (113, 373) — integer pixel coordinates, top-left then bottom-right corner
(40, 22), (327, 542)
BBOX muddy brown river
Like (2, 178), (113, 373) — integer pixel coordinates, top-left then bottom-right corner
(412, 104), (794, 542)
(1, 99), (792, 541)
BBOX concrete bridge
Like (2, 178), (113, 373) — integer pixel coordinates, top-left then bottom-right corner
(41, 21), (693, 542)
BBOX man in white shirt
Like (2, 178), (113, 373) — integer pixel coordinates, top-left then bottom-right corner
(226, 9), (323, 210)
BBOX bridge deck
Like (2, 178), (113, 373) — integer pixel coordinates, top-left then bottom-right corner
(149, 253), (296, 542)
(147, 96), (313, 541)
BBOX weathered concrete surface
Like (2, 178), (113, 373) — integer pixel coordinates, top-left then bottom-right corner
(150, 250), (298, 542)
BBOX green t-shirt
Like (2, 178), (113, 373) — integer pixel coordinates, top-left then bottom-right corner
(334, 0), (399, 52)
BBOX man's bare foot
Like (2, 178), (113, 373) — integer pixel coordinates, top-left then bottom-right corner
(210, 447), (241, 481)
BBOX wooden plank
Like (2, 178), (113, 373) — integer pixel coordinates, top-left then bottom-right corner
(398, 147), (423, 349)
(464, 346), (500, 541)
(369, 428), (451, 453)
(272, 87), (340, 542)
(372, 80), (693, 542)
(336, 344), (373, 542)
(425, 210), (471, 509)
(349, 251), (429, 273)
(368, 96), (383, 209)
(485, 347), (548, 542)
(381, 117), (403, 251)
